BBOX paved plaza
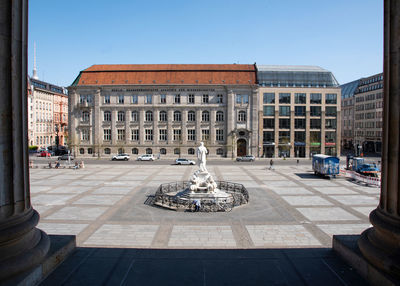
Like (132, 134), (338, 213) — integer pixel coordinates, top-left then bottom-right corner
(31, 163), (378, 249)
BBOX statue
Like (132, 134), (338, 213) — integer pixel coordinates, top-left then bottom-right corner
(197, 142), (208, 172)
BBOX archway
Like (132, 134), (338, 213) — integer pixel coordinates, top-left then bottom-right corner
(237, 139), (247, 156)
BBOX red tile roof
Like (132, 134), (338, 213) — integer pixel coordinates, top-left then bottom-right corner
(73, 64), (256, 86)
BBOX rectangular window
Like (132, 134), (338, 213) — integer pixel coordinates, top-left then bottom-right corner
(131, 111), (138, 122)
(263, 93), (275, 104)
(325, 106), (337, 117)
(310, 106), (321, 116)
(310, 119), (321, 129)
(279, 118), (290, 129)
(80, 95), (85, 104)
(159, 129), (167, 141)
(325, 119), (337, 129)
(132, 95), (138, 104)
(263, 106), (275, 116)
(103, 129), (111, 141)
(279, 106), (290, 116)
(295, 106), (305, 116)
(325, 93), (337, 104)
(310, 131), (321, 143)
(173, 129), (181, 141)
(160, 94), (166, 104)
(295, 131), (305, 143)
(279, 131), (290, 144)
(242, 94), (249, 103)
(295, 119), (306, 129)
(279, 93), (291, 104)
(131, 129), (139, 141)
(263, 118), (274, 129)
(104, 95), (110, 104)
(118, 95), (124, 104)
(145, 129), (153, 141)
(263, 131), (274, 143)
(81, 129), (90, 141)
(174, 94), (181, 104)
(188, 129), (196, 141)
(202, 94), (209, 103)
(216, 129), (224, 141)
(117, 129), (125, 141)
(145, 95), (152, 104)
(310, 93), (322, 104)
(217, 94), (223, 103)
(201, 129), (210, 141)
(295, 93), (306, 104)
(236, 94), (242, 104)
(188, 94), (195, 104)
(325, 131), (336, 143)
(86, 95), (93, 103)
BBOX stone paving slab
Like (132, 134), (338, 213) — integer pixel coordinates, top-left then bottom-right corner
(30, 163), (376, 249)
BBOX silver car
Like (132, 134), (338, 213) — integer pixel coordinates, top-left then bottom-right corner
(236, 155), (255, 162)
(175, 158), (195, 165)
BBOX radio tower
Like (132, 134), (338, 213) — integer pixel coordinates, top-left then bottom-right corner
(32, 42), (38, 79)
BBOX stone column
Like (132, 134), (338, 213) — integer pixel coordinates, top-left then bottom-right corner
(139, 109), (144, 145)
(94, 89), (101, 156)
(111, 110), (117, 145)
(196, 109), (201, 144)
(0, 0), (50, 280)
(358, 0), (400, 279)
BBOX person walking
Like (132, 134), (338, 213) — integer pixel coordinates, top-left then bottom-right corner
(269, 159), (274, 170)
(297, 159), (299, 167)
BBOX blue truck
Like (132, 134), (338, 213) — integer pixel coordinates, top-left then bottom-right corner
(312, 154), (340, 178)
(347, 156), (380, 177)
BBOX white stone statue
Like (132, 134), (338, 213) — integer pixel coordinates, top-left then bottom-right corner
(196, 142), (208, 172)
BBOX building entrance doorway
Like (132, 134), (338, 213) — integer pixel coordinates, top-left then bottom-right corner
(237, 139), (247, 156)
(263, 146), (274, 157)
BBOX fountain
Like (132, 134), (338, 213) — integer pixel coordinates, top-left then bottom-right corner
(153, 142), (249, 212)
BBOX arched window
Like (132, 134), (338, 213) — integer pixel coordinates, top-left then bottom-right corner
(118, 148), (124, 154)
(159, 111), (167, 122)
(216, 111), (224, 122)
(146, 148), (152, 154)
(238, 111), (246, 122)
(132, 148), (138, 154)
(145, 111), (153, 122)
(104, 111), (111, 122)
(131, 111), (138, 122)
(174, 111), (181, 122)
(104, 148), (111, 154)
(79, 148), (85, 154)
(160, 148), (166, 155)
(88, 148), (93, 154)
(117, 111), (125, 122)
(217, 148), (224, 155)
(188, 111), (195, 122)
(188, 148), (195, 155)
(174, 148), (180, 155)
(202, 111), (209, 122)
(82, 111), (90, 122)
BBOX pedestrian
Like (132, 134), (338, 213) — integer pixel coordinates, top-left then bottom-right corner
(194, 199), (201, 212)
(269, 159), (274, 170)
(55, 161), (60, 169)
(297, 159), (299, 166)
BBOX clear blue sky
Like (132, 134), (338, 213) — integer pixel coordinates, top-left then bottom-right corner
(28, 0), (383, 87)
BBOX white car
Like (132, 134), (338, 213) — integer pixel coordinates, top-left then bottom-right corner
(175, 158), (195, 165)
(137, 154), (155, 161)
(112, 153), (130, 161)
(236, 155), (255, 162)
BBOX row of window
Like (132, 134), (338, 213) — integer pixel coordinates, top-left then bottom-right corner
(82, 129), (225, 142)
(263, 93), (337, 105)
(263, 131), (336, 144)
(81, 110), (247, 123)
(263, 118), (337, 129)
(79, 147), (226, 156)
(263, 106), (337, 117)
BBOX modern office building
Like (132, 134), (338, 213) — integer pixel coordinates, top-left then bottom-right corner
(353, 73), (383, 154)
(257, 65), (341, 158)
(28, 77), (68, 147)
(340, 80), (359, 153)
(68, 64), (258, 158)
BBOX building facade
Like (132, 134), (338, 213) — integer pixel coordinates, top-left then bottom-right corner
(68, 64), (258, 158)
(340, 73), (383, 156)
(257, 65), (341, 158)
(28, 77), (68, 147)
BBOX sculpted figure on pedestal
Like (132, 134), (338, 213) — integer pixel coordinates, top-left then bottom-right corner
(197, 142), (208, 172)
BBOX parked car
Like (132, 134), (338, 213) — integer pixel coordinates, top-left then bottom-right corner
(137, 154), (155, 161)
(37, 150), (52, 157)
(58, 154), (74, 160)
(175, 158), (195, 165)
(112, 153), (130, 161)
(236, 155), (255, 162)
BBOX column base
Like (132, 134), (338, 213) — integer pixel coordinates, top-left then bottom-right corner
(0, 209), (50, 281)
(358, 208), (400, 279)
